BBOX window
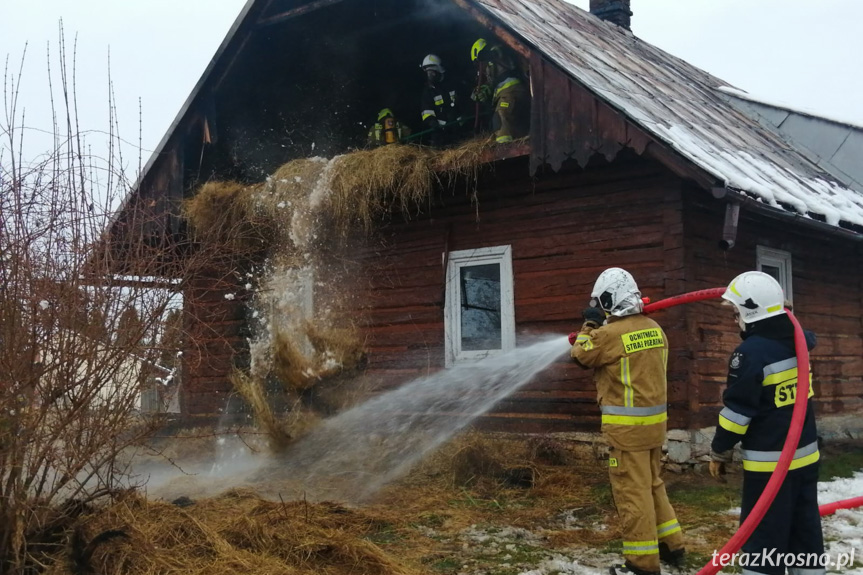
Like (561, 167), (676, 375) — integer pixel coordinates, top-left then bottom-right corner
(757, 246), (793, 304)
(444, 246), (515, 366)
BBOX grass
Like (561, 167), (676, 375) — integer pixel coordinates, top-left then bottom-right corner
(818, 441), (863, 481)
(666, 481), (740, 513)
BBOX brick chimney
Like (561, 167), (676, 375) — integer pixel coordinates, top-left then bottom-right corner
(589, 0), (632, 30)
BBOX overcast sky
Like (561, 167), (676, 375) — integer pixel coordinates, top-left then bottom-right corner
(2, 0), (861, 175)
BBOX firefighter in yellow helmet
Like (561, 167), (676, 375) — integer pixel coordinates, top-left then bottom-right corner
(366, 108), (411, 147)
(570, 268), (686, 575)
(470, 38), (530, 143)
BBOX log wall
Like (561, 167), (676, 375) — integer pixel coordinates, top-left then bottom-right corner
(681, 188), (863, 428)
(350, 153), (689, 432)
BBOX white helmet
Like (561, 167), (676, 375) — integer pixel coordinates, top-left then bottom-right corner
(722, 271), (786, 327)
(591, 267), (643, 317)
(421, 54), (445, 74)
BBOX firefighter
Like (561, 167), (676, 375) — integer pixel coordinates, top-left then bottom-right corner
(710, 271), (824, 575)
(570, 268), (685, 575)
(419, 54), (465, 147)
(470, 38), (530, 143)
(366, 108), (411, 147)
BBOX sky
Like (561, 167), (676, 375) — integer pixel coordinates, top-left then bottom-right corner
(2, 0), (861, 181)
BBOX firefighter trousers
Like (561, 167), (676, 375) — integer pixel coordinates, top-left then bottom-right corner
(739, 464), (824, 575)
(608, 446), (685, 573)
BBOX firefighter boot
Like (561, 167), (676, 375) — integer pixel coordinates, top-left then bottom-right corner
(659, 542), (686, 569)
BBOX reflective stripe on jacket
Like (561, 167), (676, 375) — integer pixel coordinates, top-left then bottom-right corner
(711, 315), (820, 472)
(571, 314), (669, 451)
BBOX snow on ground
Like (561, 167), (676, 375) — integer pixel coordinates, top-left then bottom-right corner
(454, 471), (863, 575)
(820, 471), (863, 574)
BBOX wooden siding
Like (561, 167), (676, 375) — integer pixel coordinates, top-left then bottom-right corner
(350, 153), (688, 433)
(182, 271), (249, 416)
(681, 187), (863, 428)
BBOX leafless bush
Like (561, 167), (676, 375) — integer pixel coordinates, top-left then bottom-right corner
(0, 32), (211, 573)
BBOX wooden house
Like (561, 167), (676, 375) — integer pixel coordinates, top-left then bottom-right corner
(107, 0), (863, 434)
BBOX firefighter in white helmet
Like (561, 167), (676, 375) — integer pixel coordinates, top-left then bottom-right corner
(419, 54), (465, 147)
(711, 271), (823, 575)
(570, 268), (685, 575)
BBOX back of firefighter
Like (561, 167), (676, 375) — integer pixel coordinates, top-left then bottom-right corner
(710, 271), (823, 575)
(367, 108), (411, 147)
(571, 268), (685, 575)
(470, 38), (530, 143)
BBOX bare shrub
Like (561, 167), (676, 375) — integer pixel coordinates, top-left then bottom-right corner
(0, 32), (217, 573)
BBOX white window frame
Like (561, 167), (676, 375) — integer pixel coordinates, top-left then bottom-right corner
(444, 245), (515, 367)
(756, 246), (793, 304)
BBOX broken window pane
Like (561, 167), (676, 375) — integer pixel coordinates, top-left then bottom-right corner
(460, 263), (502, 351)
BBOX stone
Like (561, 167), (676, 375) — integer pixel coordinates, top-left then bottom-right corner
(666, 429), (691, 442)
(667, 440), (691, 464)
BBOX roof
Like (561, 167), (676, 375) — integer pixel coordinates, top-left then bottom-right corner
(124, 0), (863, 236)
(718, 86), (863, 194)
(475, 0), (863, 230)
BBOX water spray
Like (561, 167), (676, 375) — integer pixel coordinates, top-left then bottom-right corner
(643, 289), (863, 575)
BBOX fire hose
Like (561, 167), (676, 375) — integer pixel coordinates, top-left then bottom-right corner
(639, 289), (863, 574)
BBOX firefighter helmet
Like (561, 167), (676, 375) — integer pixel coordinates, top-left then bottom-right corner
(377, 108), (395, 121)
(421, 54), (445, 74)
(590, 267), (643, 317)
(471, 38), (488, 61)
(722, 271), (786, 325)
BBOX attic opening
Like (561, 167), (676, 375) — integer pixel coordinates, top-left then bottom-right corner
(187, 0), (523, 187)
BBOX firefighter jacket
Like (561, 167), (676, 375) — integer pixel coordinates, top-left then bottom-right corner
(712, 314), (820, 473)
(420, 78), (464, 129)
(491, 76), (530, 143)
(571, 314), (669, 451)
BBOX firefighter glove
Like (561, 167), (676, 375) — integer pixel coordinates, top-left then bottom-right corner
(582, 307), (605, 328)
(471, 84), (492, 103)
(568, 332), (578, 346)
(708, 460), (726, 480)
(709, 449), (732, 481)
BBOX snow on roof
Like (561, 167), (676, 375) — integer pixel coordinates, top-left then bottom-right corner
(476, 0), (863, 230)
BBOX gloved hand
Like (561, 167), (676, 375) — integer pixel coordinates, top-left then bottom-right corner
(471, 84), (492, 103)
(708, 460), (726, 480)
(582, 307), (605, 328)
(709, 449), (732, 481)
(568, 332), (578, 346)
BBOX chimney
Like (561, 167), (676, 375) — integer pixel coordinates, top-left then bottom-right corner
(589, 0), (632, 30)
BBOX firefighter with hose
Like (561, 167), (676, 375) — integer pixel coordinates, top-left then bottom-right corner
(570, 268), (686, 575)
(418, 54), (468, 147)
(710, 271), (824, 575)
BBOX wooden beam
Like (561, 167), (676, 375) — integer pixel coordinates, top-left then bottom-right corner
(641, 140), (717, 191)
(449, 0), (530, 59)
(256, 0), (347, 27)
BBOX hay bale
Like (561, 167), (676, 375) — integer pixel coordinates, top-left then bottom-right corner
(61, 491), (420, 575)
(326, 145), (436, 236)
(184, 181), (272, 256)
(230, 369), (292, 451)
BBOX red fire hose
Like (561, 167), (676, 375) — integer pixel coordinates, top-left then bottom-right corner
(820, 495), (863, 516)
(643, 290), (863, 575)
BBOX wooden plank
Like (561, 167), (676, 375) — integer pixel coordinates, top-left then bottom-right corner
(256, 0), (347, 27)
